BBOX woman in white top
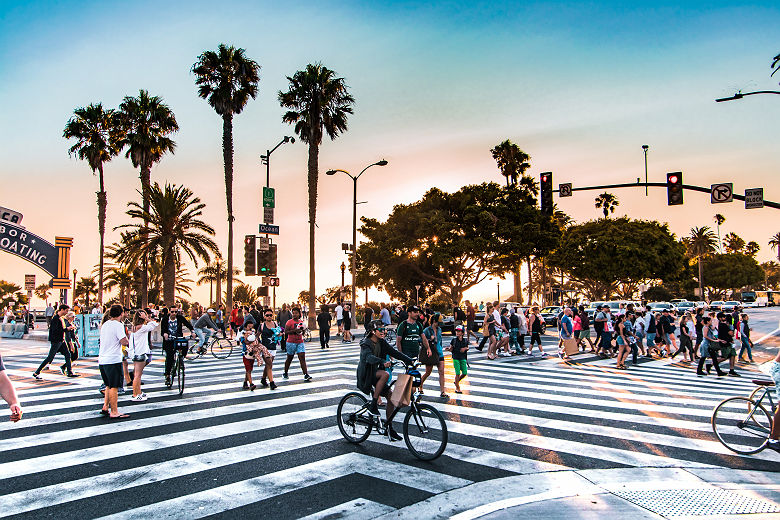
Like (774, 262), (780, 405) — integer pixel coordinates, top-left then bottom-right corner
(130, 310), (157, 401)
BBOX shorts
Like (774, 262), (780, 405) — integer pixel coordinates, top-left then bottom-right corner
(243, 356), (255, 371)
(769, 361), (780, 403)
(264, 349), (276, 359)
(230, 322), (239, 332)
(467, 320), (475, 332)
(286, 342), (305, 355)
(453, 358), (468, 377)
(99, 363), (124, 389)
(721, 344), (737, 358)
(131, 353), (149, 363)
(577, 330), (590, 340)
(337, 319), (343, 327)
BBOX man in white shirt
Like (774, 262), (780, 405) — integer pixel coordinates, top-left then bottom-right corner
(99, 305), (130, 419)
(335, 302), (344, 337)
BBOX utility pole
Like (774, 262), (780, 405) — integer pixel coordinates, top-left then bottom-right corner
(642, 145), (649, 196)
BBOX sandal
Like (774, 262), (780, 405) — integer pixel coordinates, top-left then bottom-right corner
(109, 413), (131, 420)
(440, 393), (449, 399)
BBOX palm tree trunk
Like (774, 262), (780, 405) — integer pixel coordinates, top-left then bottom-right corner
(209, 279), (213, 306)
(697, 256), (704, 301)
(96, 164), (107, 305)
(222, 114), (235, 311)
(307, 137), (319, 330)
(163, 250), (176, 306)
(140, 163), (151, 308)
(527, 257), (533, 304)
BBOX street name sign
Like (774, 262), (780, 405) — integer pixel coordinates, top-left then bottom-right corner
(264, 207), (274, 224)
(258, 224), (279, 235)
(257, 237), (270, 251)
(711, 183), (733, 204)
(25, 274), (35, 291)
(745, 188), (764, 209)
(262, 187), (275, 208)
(559, 183), (572, 197)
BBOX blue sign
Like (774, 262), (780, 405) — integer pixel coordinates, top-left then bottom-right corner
(0, 222), (58, 277)
(258, 224), (279, 235)
(77, 313), (103, 356)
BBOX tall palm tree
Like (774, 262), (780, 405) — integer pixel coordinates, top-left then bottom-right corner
(192, 44), (260, 312)
(118, 90), (179, 308)
(745, 241), (760, 258)
(63, 103), (122, 305)
(117, 183), (219, 305)
(102, 264), (135, 308)
(713, 214), (726, 252)
(74, 277), (98, 308)
(723, 232), (745, 254)
(490, 140), (531, 187)
(769, 232), (780, 262)
(197, 260), (240, 305)
(594, 192), (619, 218)
(279, 63), (354, 328)
(686, 226), (718, 300)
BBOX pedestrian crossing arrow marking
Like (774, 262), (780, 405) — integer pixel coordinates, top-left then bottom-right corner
(710, 183), (733, 203)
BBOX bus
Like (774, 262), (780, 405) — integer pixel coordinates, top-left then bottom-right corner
(752, 290), (780, 307)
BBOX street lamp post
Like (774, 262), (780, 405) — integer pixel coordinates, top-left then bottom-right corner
(326, 159), (388, 309)
(642, 145), (649, 196)
(72, 269), (77, 307)
(497, 282), (500, 303)
(340, 262), (346, 301)
(715, 90), (780, 102)
(215, 259), (222, 307)
(415, 285), (421, 305)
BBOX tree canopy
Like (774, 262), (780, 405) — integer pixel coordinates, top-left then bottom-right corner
(697, 253), (764, 294)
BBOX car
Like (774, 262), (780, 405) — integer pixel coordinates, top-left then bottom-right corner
(670, 298), (689, 305)
(722, 301), (741, 312)
(540, 306), (562, 327)
(694, 301), (708, 310)
(709, 300), (725, 311)
(675, 301), (696, 313)
(440, 314), (456, 334)
(585, 301), (606, 320)
(647, 301), (676, 314)
(473, 311), (485, 332)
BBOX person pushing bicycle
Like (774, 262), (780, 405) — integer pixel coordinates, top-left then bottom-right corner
(357, 319), (413, 441)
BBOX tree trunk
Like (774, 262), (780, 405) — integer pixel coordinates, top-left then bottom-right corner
(163, 249), (176, 306)
(140, 163), (152, 308)
(209, 279), (213, 306)
(307, 138), (319, 330)
(96, 164), (107, 305)
(697, 256), (704, 301)
(223, 114), (235, 311)
(526, 257), (533, 304)
(513, 264), (523, 304)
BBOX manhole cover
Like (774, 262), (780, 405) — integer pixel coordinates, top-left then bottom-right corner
(611, 488), (779, 517)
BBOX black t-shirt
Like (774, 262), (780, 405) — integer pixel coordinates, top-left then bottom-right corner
(450, 337), (469, 360)
(647, 314), (657, 334)
(579, 312), (590, 330)
(659, 315), (672, 334)
(455, 308), (467, 321)
(317, 311), (331, 329)
(531, 315), (543, 333)
(695, 315), (704, 338)
(261, 322), (278, 350)
(509, 313), (520, 329)
(398, 310), (408, 323)
(363, 308), (373, 325)
(717, 322), (733, 345)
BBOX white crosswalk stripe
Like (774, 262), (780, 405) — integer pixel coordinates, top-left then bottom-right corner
(0, 339), (776, 519)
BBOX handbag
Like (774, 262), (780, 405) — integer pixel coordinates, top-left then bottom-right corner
(390, 373), (413, 408)
(418, 345), (440, 365)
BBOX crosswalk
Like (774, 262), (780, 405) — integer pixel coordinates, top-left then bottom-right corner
(0, 338), (778, 518)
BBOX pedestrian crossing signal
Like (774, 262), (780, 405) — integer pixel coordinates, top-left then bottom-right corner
(257, 243), (277, 276)
(667, 172), (683, 206)
(244, 235), (256, 276)
(540, 172), (553, 215)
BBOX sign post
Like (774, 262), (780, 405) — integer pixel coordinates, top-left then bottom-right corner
(263, 207), (274, 224)
(744, 188), (764, 209)
(711, 183), (733, 204)
(24, 274), (35, 291)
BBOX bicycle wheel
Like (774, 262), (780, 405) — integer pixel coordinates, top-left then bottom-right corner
(176, 356), (185, 396)
(712, 397), (772, 455)
(403, 403), (448, 460)
(210, 337), (234, 359)
(186, 342), (202, 360)
(337, 392), (372, 444)
(304, 329), (312, 343)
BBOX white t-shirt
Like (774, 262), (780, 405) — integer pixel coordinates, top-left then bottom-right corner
(129, 321), (158, 358)
(99, 319), (127, 365)
(492, 309), (501, 326)
(335, 305), (343, 320)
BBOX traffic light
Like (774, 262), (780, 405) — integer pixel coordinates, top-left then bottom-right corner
(267, 244), (277, 276)
(667, 172), (683, 206)
(540, 172), (553, 215)
(257, 247), (271, 275)
(244, 235), (256, 276)
(257, 286), (269, 297)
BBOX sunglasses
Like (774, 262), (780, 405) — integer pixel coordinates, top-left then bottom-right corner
(264, 314), (273, 317)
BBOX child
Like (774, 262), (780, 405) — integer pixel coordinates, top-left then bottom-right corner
(242, 322), (265, 391)
(447, 325), (469, 394)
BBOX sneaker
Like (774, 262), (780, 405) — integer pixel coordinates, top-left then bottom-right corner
(66, 373), (78, 378)
(766, 439), (780, 452)
(367, 400), (380, 416)
(706, 364), (712, 375)
(541, 352), (549, 357)
(165, 376), (172, 387)
(99, 383), (106, 395)
(728, 370), (741, 377)
(32, 372), (42, 380)
(696, 371), (706, 376)
(131, 394), (148, 402)
(250, 384), (256, 391)
(388, 426), (403, 442)
(283, 373), (289, 380)
(304, 374), (313, 382)
(117, 387), (125, 395)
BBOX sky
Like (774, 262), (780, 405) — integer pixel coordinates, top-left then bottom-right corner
(1, 0), (778, 308)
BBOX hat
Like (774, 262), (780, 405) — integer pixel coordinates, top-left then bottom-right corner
(366, 319), (387, 334)
(207, 308), (216, 313)
(455, 325), (465, 332)
(408, 305), (421, 313)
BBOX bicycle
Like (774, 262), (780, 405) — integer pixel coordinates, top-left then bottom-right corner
(336, 362), (448, 460)
(187, 330), (235, 360)
(166, 338), (187, 396)
(712, 378), (776, 454)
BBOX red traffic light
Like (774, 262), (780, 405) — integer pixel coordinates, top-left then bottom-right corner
(541, 175), (548, 182)
(668, 175), (678, 184)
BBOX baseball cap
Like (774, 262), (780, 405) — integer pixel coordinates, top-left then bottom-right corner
(455, 325), (464, 332)
(408, 305), (421, 313)
(207, 308), (215, 313)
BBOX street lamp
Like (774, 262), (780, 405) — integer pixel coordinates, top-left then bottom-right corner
(641, 145), (649, 196)
(326, 159), (388, 308)
(215, 258), (222, 307)
(415, 285), (421, 305)
(260, 136), (295, 187)
(340, 262), (346, 300)
(715, 90), (780, 102)
(72, 269), (77, 307)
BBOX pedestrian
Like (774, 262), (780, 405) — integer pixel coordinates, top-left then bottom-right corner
(379, 303), (391, 326)
(465, 301), (478, 344)
(216, 304), (226, 336)
(527, 306), (547, 356)
(447, 325), (469, 394)
(44, 303), (54, 328)
(229, 304), (242, 338)
(193, 308), (219, 355)
(363, 304), (374, 329)
(396, 305), (429, 360)
(658, 309), (674, 357)
(32, 304), (77, 379)
(593, 304), (607, 353)
(283, 307), (312, 381)
(129, 309), (156, 401)
(259, 309), (279, 389)
(644, 305), (657, 356)
(671, 312), (694, 363)
(241, 322), (263, 391)
(697, 316), (726, 377)
(625, 312), (640, 364)
(517, 307), (528, 353)
(335, 301), (344, 337)
(161, 305), (194, 387)
(614, 314), (630, 369)
(99, 305), (130, 419)
(420, 313), (447, 398)
(558, 307), (574, 359)
(343, 303), (353, 343)
(62, 310), (80, 373)
(277, 304), (292, 352)
(509, 307), (521, 353)
(715, 312), (740, 377)
(0, 349), (22, 422)
(738, 313), (754, 364)
(765, 348), (780, 452)
(576, 305), (594, 352)
(317, 304), (332, 349)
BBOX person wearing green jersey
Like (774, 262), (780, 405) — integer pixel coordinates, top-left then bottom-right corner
(396, 305), (430, 360)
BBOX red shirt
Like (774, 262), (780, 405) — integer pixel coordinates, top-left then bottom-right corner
(285, 318), (304, 343)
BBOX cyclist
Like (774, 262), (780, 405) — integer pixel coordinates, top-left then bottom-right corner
(193, 309), (219, 355)
(357, 319), (413, 441)
(161, 305), (194, 387)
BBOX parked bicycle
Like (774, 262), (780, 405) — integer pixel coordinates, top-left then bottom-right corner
(186, 330), (235, 360)
(336, 362), (448, 460)
(712, 378), (776, 454)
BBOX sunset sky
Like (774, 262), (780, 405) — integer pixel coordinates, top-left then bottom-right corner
(1, 1), (778, 307)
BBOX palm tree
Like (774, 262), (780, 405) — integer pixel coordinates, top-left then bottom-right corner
(279, 63), (354, 328)
(118, 90), (179, 308)
(745, 241), (760, 258)
(713, 214), (726, 252)
(231, 282), (257, 305)
(769, 232), (780, 262)
(117, 183), (219, 305)
(723, 232), (746, 254)
(686, 226), (718, 300)
(74, 277), (98, 308)
(197, 260), (240, 305)
(34, 284), (51, 304)
(63, 103), (122, 305)
(192, 44), (260, 312)
(594, 192), (619, 218)
(102, 264), (135, 308)
(490, 140), (531, 187)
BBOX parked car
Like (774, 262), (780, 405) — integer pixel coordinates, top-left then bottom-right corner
(670, 298), (689, 305)
(440, 314), (456, 334)
(647, 301), (676, 314)
(585, 301), (606, 320)
(722, 301), (741, 312)
(694, 301), (708, 310)
(709, 300), (725, 311)
(540, 306), (562, 327)
(675, 301), (696, 313)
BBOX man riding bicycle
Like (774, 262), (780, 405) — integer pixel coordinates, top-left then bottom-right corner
(193, 309), (219, 355)
(357, 319), (413, 441)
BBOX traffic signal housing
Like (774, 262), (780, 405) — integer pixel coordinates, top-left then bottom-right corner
(540, 172), (553, 215)
(257, 244), (277, 276)
(268, 243), (277, 276)
(244, 235), (256, 276)
(667, 172), (683, 206)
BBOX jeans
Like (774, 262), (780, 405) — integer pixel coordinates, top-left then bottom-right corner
(35, 341), (71, 375)
(601, 331), (613, 350)
(319, 327), (330, 348)
(738, 338), (753, 361)
(194, 328), (212, 350)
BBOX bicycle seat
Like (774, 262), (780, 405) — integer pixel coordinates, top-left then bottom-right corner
(752, 379), (775, 387)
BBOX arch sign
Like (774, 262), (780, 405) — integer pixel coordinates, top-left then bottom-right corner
(0, 206), (73, 291)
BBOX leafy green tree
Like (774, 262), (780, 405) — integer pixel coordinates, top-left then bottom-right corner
(118, 90), (179, 307)
(231, 282), (258, 305)
(594, 192), (619, 219)
(193, 44), (260, 312)
(761, 261), (780, 289)
(745, 241), (760, 258)
(279, 63), (354, 328)
(723, 232), (745, 254)
(63, 103), (122, 305)
(0, 281), (23, 310)
(117, 183), (219, 305)
(102, 264), (134, 308)
(548, 218), (686, 301)
(696, 253), (764, 297)
(490, 140), (530, 187)
(643, 286), (673, 302)
(358, 183), (559, 306)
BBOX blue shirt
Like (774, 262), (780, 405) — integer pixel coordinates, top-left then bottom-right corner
(423, 326), (443, 356)
(560, 315), (573, 339)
